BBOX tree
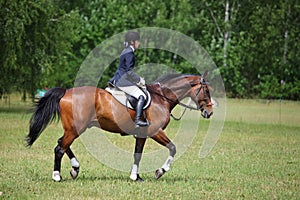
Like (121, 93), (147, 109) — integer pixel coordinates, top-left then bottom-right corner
(1, 0), (299, 100)
(0, 0), (80, 101)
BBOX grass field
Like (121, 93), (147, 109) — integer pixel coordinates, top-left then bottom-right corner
(0, 95), (299, 199)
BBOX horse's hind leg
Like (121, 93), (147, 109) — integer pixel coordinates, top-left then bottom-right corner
(66, 147), (80, 179)
(52, 132), (78, 182)
(53, 137), (64, 181)
(151, 128), (177, 179)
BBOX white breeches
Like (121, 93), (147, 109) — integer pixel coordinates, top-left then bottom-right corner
(118, 85), (146, 99)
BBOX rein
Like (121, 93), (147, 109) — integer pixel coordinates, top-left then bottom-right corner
(148, 82), (206, 120)
(153, 83), (203, 110)
(171, 107), (187, 121)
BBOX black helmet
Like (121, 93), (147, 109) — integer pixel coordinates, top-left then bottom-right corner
(125, 31), (140, 42)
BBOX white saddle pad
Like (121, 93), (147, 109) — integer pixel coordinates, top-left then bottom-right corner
(105, 87), (151, 110)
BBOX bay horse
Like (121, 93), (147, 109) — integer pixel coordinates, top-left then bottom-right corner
(26, 72), (213, 182)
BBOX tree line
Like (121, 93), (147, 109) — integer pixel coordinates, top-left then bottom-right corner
(1, 0), (299, 100)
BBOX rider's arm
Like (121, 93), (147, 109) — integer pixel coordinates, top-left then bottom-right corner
(124, 52), (140, 83)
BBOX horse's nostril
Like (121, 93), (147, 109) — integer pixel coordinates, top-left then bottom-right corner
(202, 110), (208, 118)
(201, 110), (214, 119)
(207, 111), (213, 118)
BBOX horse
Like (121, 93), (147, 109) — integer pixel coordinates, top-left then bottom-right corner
(26, 72), (213, 182)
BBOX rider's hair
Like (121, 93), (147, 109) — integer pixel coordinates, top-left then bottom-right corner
(124, 31), (140, 48)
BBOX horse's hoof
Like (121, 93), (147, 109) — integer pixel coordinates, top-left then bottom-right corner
(155, 168), (166, 179)
(70, 167), (79, 179)
(136, 174), (144, 182)
(52, 171), (62, 182)
(130, 173), (144, 182)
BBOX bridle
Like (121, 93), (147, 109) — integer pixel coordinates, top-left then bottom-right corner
(150, 80), (212, 120)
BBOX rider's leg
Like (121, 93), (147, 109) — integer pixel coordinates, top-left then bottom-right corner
(135, 96), (149, 127)
(118, 86), (149, 127)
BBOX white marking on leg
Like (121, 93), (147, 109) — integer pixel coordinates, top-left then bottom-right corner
(70, 157), (80, 168)
(52, 171), (61, 182)
(162, 156), (174, 171)
(130, 164), (138, 180)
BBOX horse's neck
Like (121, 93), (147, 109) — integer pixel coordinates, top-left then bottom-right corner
(148, 78), (194, 111)
(162, 84), (191, 111)
(168, 81), (191, 97)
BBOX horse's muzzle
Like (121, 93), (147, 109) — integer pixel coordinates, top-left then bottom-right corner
(201, 109), (213, 119)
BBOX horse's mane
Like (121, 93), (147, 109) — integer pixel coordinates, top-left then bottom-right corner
(153, 73), (201, 84)
(153, 73), (186, 84)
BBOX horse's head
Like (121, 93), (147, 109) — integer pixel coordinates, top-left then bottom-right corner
(151, 72), (213, 119)
(189, 72), (213, 119)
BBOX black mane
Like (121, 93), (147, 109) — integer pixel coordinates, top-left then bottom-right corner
(153, 73), (201, 84)
(154, 73), (186, 83)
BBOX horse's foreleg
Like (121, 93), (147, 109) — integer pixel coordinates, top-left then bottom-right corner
(151, 129), (177, 179)
(130, 137), (146, 181)
(155, 142), (176, 179)
(66, 148), (80, 179)
(161, 142), (176, 170)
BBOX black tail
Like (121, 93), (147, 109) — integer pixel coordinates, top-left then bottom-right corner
(26, 88), (66, 146)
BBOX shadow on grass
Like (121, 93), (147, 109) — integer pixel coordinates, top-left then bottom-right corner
(52, 173), (219, 183)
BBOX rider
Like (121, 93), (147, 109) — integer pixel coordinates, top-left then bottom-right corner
(109, 31), (149, 127)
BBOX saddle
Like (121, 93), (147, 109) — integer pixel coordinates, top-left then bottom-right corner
(105, 84), (151, 110)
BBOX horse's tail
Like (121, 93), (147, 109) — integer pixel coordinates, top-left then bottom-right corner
(26, 88), (66, 147)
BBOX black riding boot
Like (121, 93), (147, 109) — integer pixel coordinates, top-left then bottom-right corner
(135, 96), (149, 127)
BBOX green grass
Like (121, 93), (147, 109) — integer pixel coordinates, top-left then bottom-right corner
(225, 98), (300, 126)
(0, 96), (299, 199)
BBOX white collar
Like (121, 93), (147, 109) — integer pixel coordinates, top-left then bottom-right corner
(130, 45), (135, 52)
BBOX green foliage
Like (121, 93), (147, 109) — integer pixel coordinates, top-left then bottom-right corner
(255, 75), (300, 99)
(1, 0), (299, 100)
(0, 0), (80, 100)
(256, 75), (283, 99)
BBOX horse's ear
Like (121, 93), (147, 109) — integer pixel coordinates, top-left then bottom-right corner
(203, 71), (209, 80)
(201, 71), (209, 84)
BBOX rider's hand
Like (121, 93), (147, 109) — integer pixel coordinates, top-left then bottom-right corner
(137, 77), (146, 89)
(139, 77), (145, 85)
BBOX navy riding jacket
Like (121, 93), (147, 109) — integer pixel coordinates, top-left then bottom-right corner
(110, 47), (140, 87)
